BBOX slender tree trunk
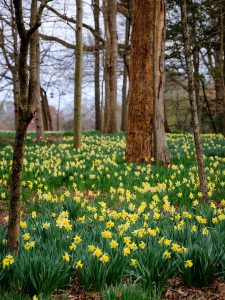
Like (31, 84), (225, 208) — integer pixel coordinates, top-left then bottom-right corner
(152, 0), (170, 165)
(219, 1), (225, 136)
(103, 0), (118, 133)
(34, 29), (44, 140)
(74, 0), (83, 148)
(201, 79), (217, 133)
(180, 0), (208, 201)
(93, 0), (101, 131)
(121, 17), (130, 132)
(11, 1), (19, 128)
(125, 0), (154, 163)
(41, 87), (53, 131)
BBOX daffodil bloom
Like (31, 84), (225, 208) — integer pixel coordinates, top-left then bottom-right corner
(99, 254), (110, 263)
(109, 240), (118, 249)
(130, 259), (137, 266)
(185, 260), (193, 268)
(42, 222), (50, 229)
(2, 255), (14, 268)
(22, 233), (30, 240)
(93, 247), (102, 257)
(75, 260), (83, 269)
(163, 250), (171, 259)
(62, 252), (70, 262)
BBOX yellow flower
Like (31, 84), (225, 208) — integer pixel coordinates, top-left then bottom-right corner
(139, 241), (146, 249)
(22, 233), (31, 240)
(191, 225), (197, 232)
(99, 254), (110, 263)
(73, 235), (82, 244)
(20, 221), (27, 229)
(163, 250), (171, 259)
(33, 295), (38, 300)
(88, 245), (95, 252)
(123, 247), (131, 256)
(75, 260), (83, 269)
(101, 230), (112, 239)
(62, 252), (70, 262)
(130, 259), (137, 266)
(202, 227), (209, 235)
(185, 260), (193, 268)
(2, 255), (14, 268)
(109, 240), (118, 249)
(69, 243), (77, 250)
(42, 222), (50, 229)
(31, 211), (37, 218)
(24, 241), (35, 250)
(93, 247), (102, 257)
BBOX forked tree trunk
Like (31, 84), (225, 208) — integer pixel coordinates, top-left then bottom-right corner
(74, 0), (83, 148)
(8, 0), (49, 252)
(125, 0), (154, 163)
(152, 0), (170, 165)
(93, 0), (101, 131)
(180, 0), (208, 201)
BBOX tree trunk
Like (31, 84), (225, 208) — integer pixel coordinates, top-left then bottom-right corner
(41, 87), (53, 131)
(34, 29), (44, 140)
(121, 16), (130, 132)
(74, 0), (83, 148)
(93, 0), (101, 131)
(103, 0), (118, 133)
(8, 0), (49, 252)
(180, 0), (208, 201)
(125, 0), (154, 163)
(152, 0), (170, 165)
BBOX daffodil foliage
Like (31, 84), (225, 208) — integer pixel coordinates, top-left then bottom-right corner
(0, 132), (225, 298)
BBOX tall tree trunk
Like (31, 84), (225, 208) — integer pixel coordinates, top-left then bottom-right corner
(121, 16), (130, 132)
(93, 0), (101, 131)
(152, 0), (170, 165)
(103, 0), (118, 133)
(11, 0), (19, 128)
(125, 0), (154, 163)
(34, 29), (44, 140)
(219, 1), (225, 136)
(74, 0), (83, 148)
(180, 0), (208, 201)
(8, 0), (49, 252)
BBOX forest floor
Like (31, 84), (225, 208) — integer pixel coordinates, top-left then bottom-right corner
(0, 131), (225, 300)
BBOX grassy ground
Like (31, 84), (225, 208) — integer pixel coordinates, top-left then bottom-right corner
(0, 131), (225, 299)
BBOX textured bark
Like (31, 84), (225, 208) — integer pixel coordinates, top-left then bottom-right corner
(125, 0), (154, 163)
(181, 0), (208, 201)
(121, 16), (130, 132)
(93, 0), (101, 131)
(74, 0), (83, 148)
(103, 0), (118, 133)
(152, 0), (170, 165)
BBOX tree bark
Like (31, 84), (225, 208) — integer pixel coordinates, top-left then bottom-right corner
(121, 16), (130, 132)
(74, 0), (83, 148)
(125, 0), (154, 163)
(180, 0), (208, 201)
(103, 0), (118, 133)
(41, 87), (53, 131)
(93, 0), (101, 131)
(152, 0), (170, 165)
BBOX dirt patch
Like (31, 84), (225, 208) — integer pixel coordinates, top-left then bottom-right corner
(46, 134), (64, 142)
(164, 276), (225, 300)
(0, 137), (14, 143)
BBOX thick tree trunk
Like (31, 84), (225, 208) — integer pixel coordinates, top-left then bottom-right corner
(121, 17), (130, 132)
(74, 0), (83, 148)
(93, 0), (101, 131)
(103, 0), (118, 133)
(125, 0), (154, 163)
(181, 0), (208, 201)
(153, 0), (170, 165)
